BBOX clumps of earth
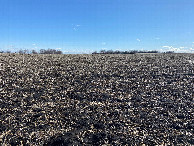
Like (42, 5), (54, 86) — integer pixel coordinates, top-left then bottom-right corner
(0, 53), (193, 145)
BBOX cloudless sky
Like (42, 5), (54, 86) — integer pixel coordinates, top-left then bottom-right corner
(0, 0), (194, 53)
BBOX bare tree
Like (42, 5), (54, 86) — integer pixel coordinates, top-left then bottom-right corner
(32, 50), (38, 54)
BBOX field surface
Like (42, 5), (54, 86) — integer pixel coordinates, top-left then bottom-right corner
(0, 53), (193, 145)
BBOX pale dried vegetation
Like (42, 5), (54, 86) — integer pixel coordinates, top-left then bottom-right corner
(0, 53), (193, 145)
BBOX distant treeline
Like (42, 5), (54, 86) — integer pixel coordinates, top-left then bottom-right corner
(0, 49), (175, 54)
(92, 50), (175, 54)
(0, 49), (63, 54)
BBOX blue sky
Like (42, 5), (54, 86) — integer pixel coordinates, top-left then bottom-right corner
(0, 0), (194, 53)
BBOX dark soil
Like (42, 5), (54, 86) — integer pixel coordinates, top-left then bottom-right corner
(0, 53), (193, 145)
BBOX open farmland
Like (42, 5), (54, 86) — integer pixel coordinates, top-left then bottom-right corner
(0, 53), (193, 145)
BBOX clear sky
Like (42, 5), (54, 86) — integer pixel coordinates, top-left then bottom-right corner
(0, 0), (194, 53)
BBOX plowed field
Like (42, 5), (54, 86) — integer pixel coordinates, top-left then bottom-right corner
(0, 53), (193, 145)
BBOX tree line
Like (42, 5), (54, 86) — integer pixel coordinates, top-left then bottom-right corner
(92, 50), (174, 54)
(0, 49), (63, 54)
(0, 49), (174, 54)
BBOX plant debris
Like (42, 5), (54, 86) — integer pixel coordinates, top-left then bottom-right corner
(0, 53), (193, 145)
